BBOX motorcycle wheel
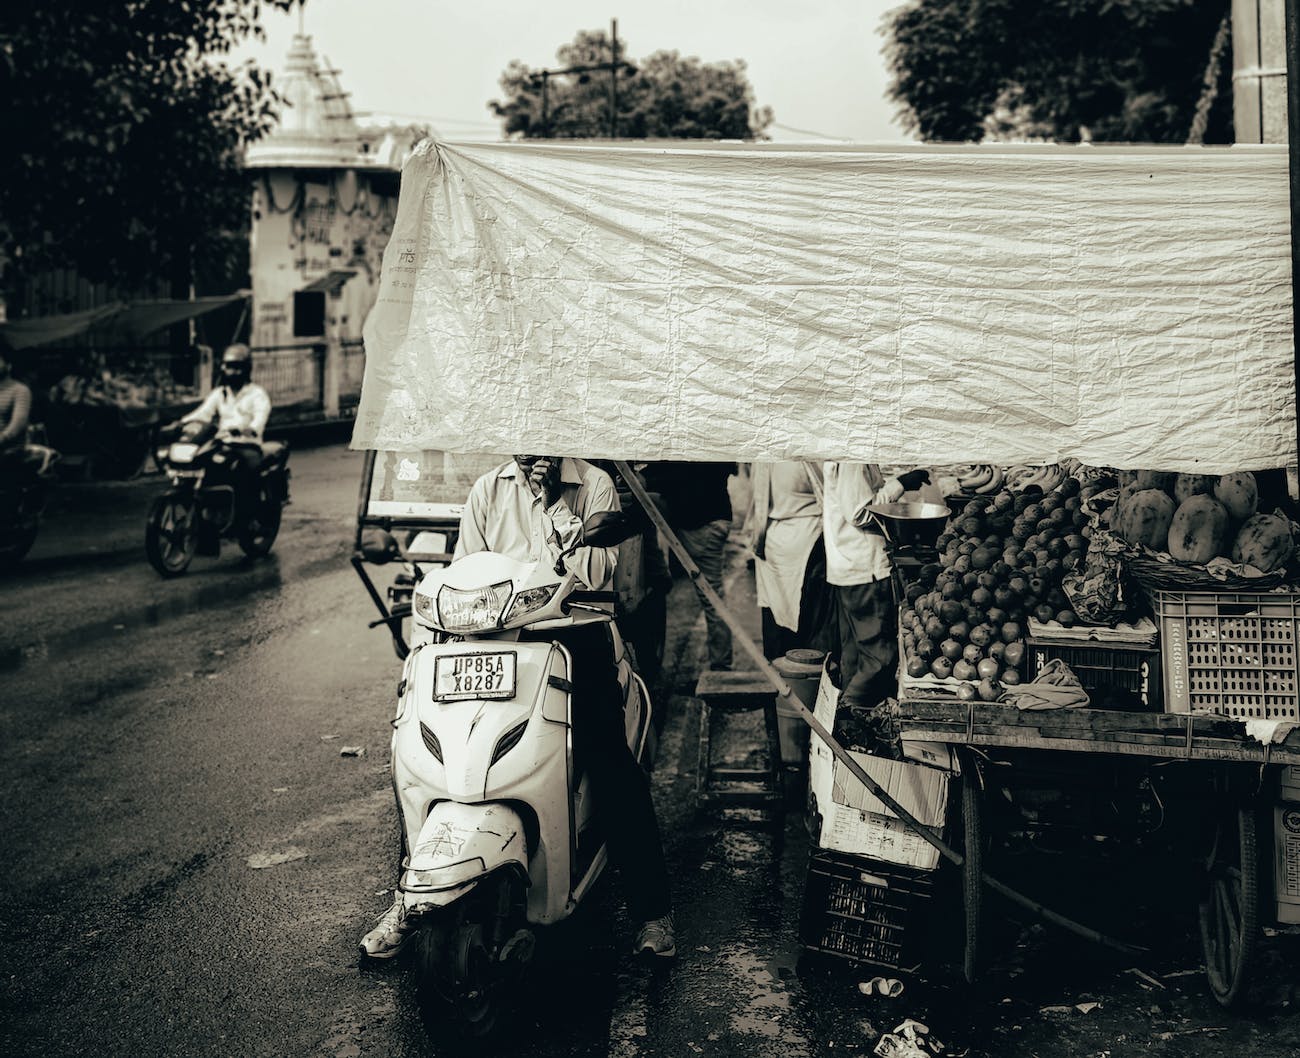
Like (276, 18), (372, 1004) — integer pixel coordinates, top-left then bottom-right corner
(0, 521), (39, 566)
(145, 493), (197, 577)
(237, 489), (282, 558)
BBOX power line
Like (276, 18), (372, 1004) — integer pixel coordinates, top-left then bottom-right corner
(353, 110), (499, 128)
(770, 121), (850, 141)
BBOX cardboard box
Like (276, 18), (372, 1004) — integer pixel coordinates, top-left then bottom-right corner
(1276, 804), (1300, 925)
(1283, 766), (1300, 800)
(809, 664), (954, 870)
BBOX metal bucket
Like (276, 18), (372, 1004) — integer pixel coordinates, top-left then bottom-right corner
(863, 501), (951, 549)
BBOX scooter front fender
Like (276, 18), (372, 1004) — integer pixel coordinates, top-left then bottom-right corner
(401, 801), (529, 910)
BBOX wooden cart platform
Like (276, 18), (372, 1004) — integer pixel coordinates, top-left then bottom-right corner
(894, 698), (1300, 764)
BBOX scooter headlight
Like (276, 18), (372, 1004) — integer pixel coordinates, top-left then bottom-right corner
(505, 585), (558, 623)
(420, 581), (513, 633)
(169, 442), (198, 464)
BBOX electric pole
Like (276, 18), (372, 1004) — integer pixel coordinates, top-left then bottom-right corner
(529, 18), (634, 139)
(610, 18), (619, 138)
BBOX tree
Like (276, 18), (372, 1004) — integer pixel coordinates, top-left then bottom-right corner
(489, 29), (774, 140)
(883, 0), (1233, 144)
(0, 0), (295, 306)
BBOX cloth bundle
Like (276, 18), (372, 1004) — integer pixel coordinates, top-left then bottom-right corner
(999, 658), (1091, 711)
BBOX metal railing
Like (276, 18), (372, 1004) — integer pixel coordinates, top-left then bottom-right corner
(339, 338), (366, 403)
(252, 342), (325, 408)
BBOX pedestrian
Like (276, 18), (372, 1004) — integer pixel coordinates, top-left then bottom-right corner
(749, 461), (834, 659)
(823, 462), (930, 708)
(642, 461), (737, 672)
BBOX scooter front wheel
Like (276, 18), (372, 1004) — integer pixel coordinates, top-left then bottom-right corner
(145, 493), (197, 577)
(416, 877), (524, 1046)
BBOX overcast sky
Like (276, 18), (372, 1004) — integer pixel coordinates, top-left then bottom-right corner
(231, 0), (911, 143)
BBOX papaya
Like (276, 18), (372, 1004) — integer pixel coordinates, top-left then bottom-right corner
(1215, 472), (1259, 521)
(1133, 470), (1176, 495)
(1232, 513), (1294, 572)
(1116, 488), (1176, 549)
(1167, 495), (1231, 564)
(1173, 473), (1218, 505)
(1110, 482), (1140, 533)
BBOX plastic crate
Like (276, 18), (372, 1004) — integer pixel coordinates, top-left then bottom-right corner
(798, 849), (934, 972)
(1151, 589), (1300, 719)
(1026, 639), (1162, 711)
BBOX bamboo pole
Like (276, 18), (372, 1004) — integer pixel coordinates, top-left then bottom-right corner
(614, 460), (1145, 957)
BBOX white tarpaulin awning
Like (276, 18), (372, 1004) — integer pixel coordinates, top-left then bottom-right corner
(352, 139), (1296, 473)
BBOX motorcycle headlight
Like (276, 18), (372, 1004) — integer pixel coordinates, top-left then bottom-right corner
(417, 581), (513, 633)
(169, 442), (198, 463)
(505, 585), (558, 623)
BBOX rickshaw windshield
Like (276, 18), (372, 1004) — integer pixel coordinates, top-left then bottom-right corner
(360, 450), (506, 525)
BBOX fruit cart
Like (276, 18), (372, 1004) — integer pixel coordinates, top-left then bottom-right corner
(879, 468), (1300, 1007)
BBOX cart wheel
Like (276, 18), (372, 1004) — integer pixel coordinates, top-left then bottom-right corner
(1198, 805), (1259, 1008)
(960, 756), (983, 984)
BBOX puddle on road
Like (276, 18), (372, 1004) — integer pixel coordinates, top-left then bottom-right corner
(1, 537), (350, 676)
(247, 846), (309, 869)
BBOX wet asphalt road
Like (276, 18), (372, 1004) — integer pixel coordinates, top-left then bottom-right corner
(6, 443), (1300, 1057)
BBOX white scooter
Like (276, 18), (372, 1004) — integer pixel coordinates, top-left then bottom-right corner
(389, 511), (655, 1038)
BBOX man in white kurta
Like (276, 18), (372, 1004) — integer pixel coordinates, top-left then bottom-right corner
(823, 462), (929, 708)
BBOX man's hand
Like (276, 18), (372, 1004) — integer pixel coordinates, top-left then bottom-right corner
(897, 469), (930, 492)
(527, 457), (562, 508)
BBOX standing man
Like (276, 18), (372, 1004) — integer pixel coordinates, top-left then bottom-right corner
(823, 462), (929, 708)
(359, 455), (676, 960)
(642, 461), (737, 672)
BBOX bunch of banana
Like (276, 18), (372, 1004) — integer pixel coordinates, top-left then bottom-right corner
(1015, 464), (1066, 493)
(955, 464), (1005, 494)
(1002, 465), (1037, 490)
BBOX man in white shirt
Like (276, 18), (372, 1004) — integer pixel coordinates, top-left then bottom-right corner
(180, 344), (271, 517)
(181, 344), (271, 443)
(823, 462), (930, 709)
(453, 455), (619, 589)
(359, 455), (676, 961)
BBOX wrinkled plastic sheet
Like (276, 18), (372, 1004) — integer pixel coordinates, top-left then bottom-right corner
(353, 140), (1296, 472)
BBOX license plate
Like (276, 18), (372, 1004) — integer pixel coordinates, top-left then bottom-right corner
(432, 651), (517, 702)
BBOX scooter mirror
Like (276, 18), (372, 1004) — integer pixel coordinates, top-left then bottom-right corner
(359, 528), (401, 565)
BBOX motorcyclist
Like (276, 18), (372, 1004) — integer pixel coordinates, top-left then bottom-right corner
(0, 343), (35, 478)
(177, 344), (270, 515)
(359, 454), (677, 961)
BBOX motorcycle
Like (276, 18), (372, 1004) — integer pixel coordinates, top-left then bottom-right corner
(383, 510), (652, 1039)
(145, 420), (291, 577)
(0, 442), (59, 565)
